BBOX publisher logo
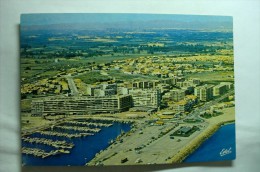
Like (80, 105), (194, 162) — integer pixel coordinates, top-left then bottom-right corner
(220, 147), (232, 157)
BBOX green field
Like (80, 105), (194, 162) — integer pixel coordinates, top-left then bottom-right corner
(75, 71), (111, 84)
(185, 71), (234, 82)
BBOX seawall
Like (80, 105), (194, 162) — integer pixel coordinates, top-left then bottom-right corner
(169, 120), (235, 163)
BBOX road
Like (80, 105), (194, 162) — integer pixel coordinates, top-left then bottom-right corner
(65, 76), (79, 96)
(185, 89), (235, 120)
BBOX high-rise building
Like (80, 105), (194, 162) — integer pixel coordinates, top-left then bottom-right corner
(163, 89), (185, 102)
(213, 84), (227, 96)
(117, 87), (129, 95)
(129, 89), (161, 108)
(194, 84), (214, 101)
(132, 81), (153, 89)
(220, 82), (234, 90)
(31, 95), (132, 116)
(87, 83), (117, 96)
(86, 85), (99, 96)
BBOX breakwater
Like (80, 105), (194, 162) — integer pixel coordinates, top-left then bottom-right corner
(170, 120), (235, 163)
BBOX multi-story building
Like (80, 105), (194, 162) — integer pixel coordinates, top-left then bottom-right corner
(117, 87), (129, 95)
(160, 78), (176, 86)
(220, 82), (234, 90)
(129, 89), (161, 109)
(31, 95), (132, 116)
(172, 100), (189, 113)
(156, 84), (171, 93)
(132, 80), (162, 89)
(94, 88), (117, 97)
(86, 85), (99, 96)
(213, 84), (227, 96)
(87, 83), (117, 97)
(169, 95), (198, 113)
(194, 84), (214, 101)
(185, 95), (198, 106)
(100, 83), (117, 91)
(132, 81), (153, 89)
(163, 89), (185, 102)
(191, 78), (201, 85)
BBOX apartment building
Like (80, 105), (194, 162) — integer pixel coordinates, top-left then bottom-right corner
(194, 84), (214, 101)
(129, 89), (161, 108)
(31, 95), (132, 116)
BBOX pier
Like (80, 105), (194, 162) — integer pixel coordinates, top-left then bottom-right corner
(63, 121), (113, 127)
(37, 131), (93, 138)
(22, 147), (70, 158)
(54, 125), (101, 133)
(22, 137), (74, 149)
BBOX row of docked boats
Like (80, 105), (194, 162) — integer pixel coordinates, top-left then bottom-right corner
(37, 130), (93, 138)
(22, 137), (74, 149)
(22, 147), (70, 158)
(54, 125), (101, 133)
(63, 121), (113, 127)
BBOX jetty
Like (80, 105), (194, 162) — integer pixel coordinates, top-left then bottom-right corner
(54, 125), (101, 133)
(22, 137), (74, 149)
(37, 131), (93, 138)
(88, 118), (134, 124)
(63, 121), (113, 127)
(22, 147), (70, 158)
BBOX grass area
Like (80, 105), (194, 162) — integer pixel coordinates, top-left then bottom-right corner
(82, 53), (148, 63)
(185, 71), (234, 82)
(75, 71), (111, 84)
(21, 115), (52, 130)
(40, 70), (60, 78)
(108, 70), (159, 81)
(21, 99), (32, 111)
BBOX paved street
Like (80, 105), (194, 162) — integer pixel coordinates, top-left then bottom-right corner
(65, 76), (79, 96)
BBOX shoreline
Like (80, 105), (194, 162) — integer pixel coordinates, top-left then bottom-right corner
(22, 107), (235, 165)
(169, 120), (235, 163)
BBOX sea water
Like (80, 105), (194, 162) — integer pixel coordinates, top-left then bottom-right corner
(22, 122), (131, 166)
(184, 123), (236, 162)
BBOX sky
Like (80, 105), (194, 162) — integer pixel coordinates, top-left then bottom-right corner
(21, 13), (232, 26)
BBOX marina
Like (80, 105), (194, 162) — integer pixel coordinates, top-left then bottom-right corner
(22, 119), (132, 165)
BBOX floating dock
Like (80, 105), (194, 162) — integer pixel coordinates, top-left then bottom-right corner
(22, 147), (70, 158)
(22, 137), (74, 149)
(54, 125), (101, 133)
(63, 121), (113, 127)
(37, 131), (93, 138)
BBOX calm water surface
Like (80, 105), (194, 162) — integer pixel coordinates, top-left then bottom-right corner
(22, 122), (131, 166)
(184, 123), (236, 163)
